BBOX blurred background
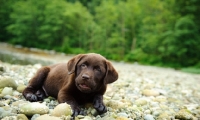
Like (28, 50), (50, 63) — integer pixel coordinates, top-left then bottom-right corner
(0, 0), (200, 73)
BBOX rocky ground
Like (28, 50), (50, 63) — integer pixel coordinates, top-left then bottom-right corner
(0, 43), (200, 120)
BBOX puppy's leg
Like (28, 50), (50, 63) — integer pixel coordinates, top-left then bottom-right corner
(35, 88), (47, 101)
(23, 67), (50, 102)
(93, 95), (107, 114)
(58, 90), (86, 117)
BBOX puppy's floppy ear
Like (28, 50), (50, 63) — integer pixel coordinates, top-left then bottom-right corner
(67, 54), (85, 74)
(104, 61), (118, 84)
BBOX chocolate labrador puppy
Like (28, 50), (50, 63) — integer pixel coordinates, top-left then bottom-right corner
(23, 53), (118, 116)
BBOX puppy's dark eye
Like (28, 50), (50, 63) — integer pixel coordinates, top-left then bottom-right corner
(94, 67), (101, 72)
(81, 64), (87, 68)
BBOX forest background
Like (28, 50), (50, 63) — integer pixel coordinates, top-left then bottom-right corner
(0, 0), (200, 73)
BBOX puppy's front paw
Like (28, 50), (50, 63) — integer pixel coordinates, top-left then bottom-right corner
(93, 95), (107, 114)
(25, 93), (38, 102)
(94, 101), (107, 114)
(35, 90), (46, 101)
(72, 107), (86, 117)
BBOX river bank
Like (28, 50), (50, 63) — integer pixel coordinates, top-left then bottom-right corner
(0, 43), (200, 120)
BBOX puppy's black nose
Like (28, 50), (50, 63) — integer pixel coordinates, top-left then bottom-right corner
(82, 74), (90, 80)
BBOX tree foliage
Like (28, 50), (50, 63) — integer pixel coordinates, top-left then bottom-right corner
(0, 0), (200, 68)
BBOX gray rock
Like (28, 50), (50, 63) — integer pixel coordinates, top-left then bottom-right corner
(51, 103), (72, 117)
(0, 94), (3, 99)
(12, 101), (29, 107)
(135, 98), (148, 106)
(17, 84), (27, 93)
(157, 113), (171, 120)
(117, 112), (129, 117)
(97, 115), (115, 120)
(77, 115), (85, 119)
(105, 100), (126, 109)
(0, 107), (16, 119)
(17, 114), (29, 120)
(2, 100), (11, 105)
(142, 89), (160, 96)
(43, 98), (50, 103)
(1, 87), (13, 96)
(91, 108), (98, 116)
(175, 109), (194, 120)
(154, 96), (167, 102)
(35, 114), (62, 120)
(144, 114), (155, 120)
(31, 114), (40, 120)
(0, 77), (18, 89)
(82, 116), (93, 120)
(0, 102), (4, 107)
(1, 116), (17, 120)
(144, 110), (151, 114)
(3, 95), (12, 99)
(0, 107), (4, 115)
(19, 102), (49, 116)
(152, 110), (161, 117)
(0, 51), (200, 120)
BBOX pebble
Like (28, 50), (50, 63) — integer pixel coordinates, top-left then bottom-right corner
(144, 114), (155, 120)
(31, 114), (40, 120)
(98, 115), (115, 120)
(106, 100), (126, 109)
(175, 109), (195, 120)
(91, 108), (98, 116)
(144, 110), (151, 114)
(142, 89), (160, 96)
(0, 76), (18, 89)
(117, 112), (129, 117)
(0, 107), (15, 119)
(0, 54), (200, 120)
(76, 115), (85, 119)
(17, 84), (27, 93)
(152, 110), (161, 117)
(135, 98), (148, 106)
(19, 102), (49, 116)
(157, 112), (171, 120)
(51, 103), (72, 117)
(3, 95), (13, 100)
(35, 114), (62, 120)
(17, 114), (29, 120)
(81, 116), (93, 120)
(116, 116), (129, 120)
(1, 87), (13, 96)
(13, 90), (20, 96)
(0, 102), (4, 107)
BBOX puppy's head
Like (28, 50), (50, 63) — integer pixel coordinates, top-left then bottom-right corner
(67, 53), (118, 93)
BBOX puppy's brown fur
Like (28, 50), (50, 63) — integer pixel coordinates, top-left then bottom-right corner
(23, 53), (118, 116)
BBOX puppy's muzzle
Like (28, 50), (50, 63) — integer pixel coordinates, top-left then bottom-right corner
(82, 74), (90, 80)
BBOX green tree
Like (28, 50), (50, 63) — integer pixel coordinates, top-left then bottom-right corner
(95, 0), (134, 60)
(2, 0), (200, 68)
(125, 0), (176, 64)
(0, 0), (16, 41)
(7, 0), (96, 53)
(159, 0), (200, 67)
